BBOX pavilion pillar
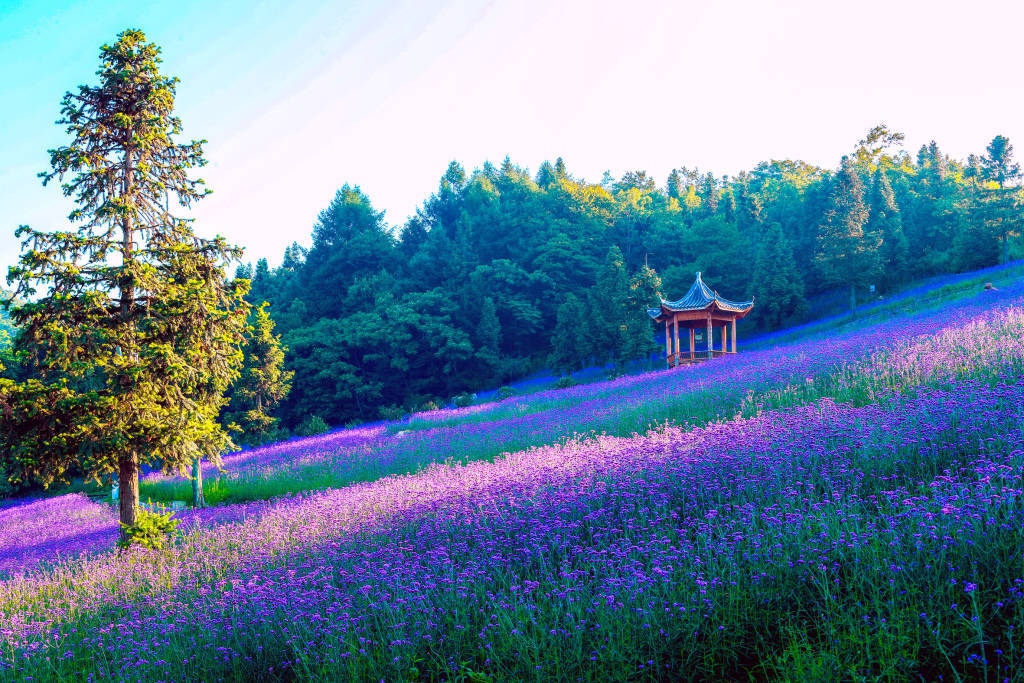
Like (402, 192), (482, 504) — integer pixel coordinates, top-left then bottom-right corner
(706, 316), (713, 358)
(689, 328), (695, 360)
(672, 315), (680, 367)
(664, 320), (671, 367)
(731, 318), (737, 353)
(721, 325), (727, 355)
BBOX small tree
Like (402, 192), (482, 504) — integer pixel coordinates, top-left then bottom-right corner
(1, 30), (248, 541)
(623, 264), (661, 365)
(224, 303), (293, 449)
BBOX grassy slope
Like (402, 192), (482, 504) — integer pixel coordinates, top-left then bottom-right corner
(137, 262), (1024, 507)
(2, 269), (1023, 681)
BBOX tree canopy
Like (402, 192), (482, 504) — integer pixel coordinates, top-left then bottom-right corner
(236, 129), (1022, 428)
(1, 30), (248, 536)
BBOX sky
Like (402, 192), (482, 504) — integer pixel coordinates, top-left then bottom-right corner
(2, 0), (1023, 273)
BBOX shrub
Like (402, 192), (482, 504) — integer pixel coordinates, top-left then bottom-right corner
(452, 392), (474, 408)
(117, 504), (180, 551)
(379, 405), (406, 422)
(420, 400), (440, 412)
(496, 385), (515, 400)
(296, 415), (329, 437)
(0, 467), (16, 498)
(554, 376), (577, 389)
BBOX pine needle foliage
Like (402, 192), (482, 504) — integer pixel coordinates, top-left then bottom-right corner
(0, 30), (249, 538)
(225, 302), (293, 446)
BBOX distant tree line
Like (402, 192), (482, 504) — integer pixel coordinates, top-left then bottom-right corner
(239, 126), (1022, 428)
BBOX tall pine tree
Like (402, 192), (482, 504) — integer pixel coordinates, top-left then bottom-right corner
(1, 31), (249, 539)
(981, 135), (1022, 263)
(815, 156), (879, 312)
(868, 169), (909, 289)
(585, 246), (630, 366)
(751, 222), (806, 328)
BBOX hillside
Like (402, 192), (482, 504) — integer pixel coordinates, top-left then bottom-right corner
(243, 135), (1024, 431)
(1, 264), (1023, 680)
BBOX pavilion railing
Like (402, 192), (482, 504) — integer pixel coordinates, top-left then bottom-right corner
(666, 349), (733, 366)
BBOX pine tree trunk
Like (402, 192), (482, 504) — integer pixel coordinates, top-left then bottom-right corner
(118, 454), (139, 541)
(118, 143), (138, 538)
(849, 282), (857, 314)
(1003, 231), (1010, 265)
(192, 458), (205, 508)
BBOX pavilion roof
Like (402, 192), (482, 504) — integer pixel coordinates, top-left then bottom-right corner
(647, 272), (754, 320)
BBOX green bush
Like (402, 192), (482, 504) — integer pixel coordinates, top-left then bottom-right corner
(0, 465), (17, 498)
(495, 386), (515, 400)
(554, 376), (577, 389)
(379, 405), (406, 422)
(452, 392), (474, 408)
(296, 415), (330, 437)
(117, 504), (180, 551)
(420, 400), (440, 412)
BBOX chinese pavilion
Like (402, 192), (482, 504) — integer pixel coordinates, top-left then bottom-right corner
(647, 272), (754, 367)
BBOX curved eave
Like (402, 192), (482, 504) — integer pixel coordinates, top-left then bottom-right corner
(650, 298), (755, 322)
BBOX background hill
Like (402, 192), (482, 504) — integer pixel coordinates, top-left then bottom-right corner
(241, 131), (1024, 428)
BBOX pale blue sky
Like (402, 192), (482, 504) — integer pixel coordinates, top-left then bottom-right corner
(2, 0), (1022, 272)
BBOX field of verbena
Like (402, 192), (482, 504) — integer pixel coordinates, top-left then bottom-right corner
(141, 273), (1024, 507)
(0, 279), (1023, 679)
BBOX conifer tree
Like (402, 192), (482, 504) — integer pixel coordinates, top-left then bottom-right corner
(699, 173), (718, 216)
(224, 303), (293, 448)
(554, 157), (568, 179)
(623, 264), (661, 365)
(868, 169), (909, 288)
(718, 190), (737, 222)
(548, 294), (585, 375)
(751, 222), (806, 328)
(536, 161), (556, 188)
(815, 156), (879, 312)
(667, 170), (682, 200)
(475, 296), (501, 371)
(585, 246), (630, 366)
(1, 31), (249, 539)
(982, 135), (1021, 189)
(981, 135), (1022, 263)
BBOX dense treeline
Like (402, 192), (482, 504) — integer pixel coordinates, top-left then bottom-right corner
(240, 126), (1021, 428)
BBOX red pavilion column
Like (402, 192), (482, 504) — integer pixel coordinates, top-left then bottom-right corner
(664, 319), (671, 367)
(706, 316), (713, 358)
(673, 315), (680, 367)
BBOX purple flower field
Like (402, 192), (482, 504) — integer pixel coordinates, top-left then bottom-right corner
(138, 279), (1024, 506)
(2, 276), (1024, 680)
(0, 495), (118, 575)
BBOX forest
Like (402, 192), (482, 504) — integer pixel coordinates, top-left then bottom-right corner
(240, 127), (1022, 429)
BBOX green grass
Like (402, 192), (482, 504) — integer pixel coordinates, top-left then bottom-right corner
(138, 303), (1024, 509)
